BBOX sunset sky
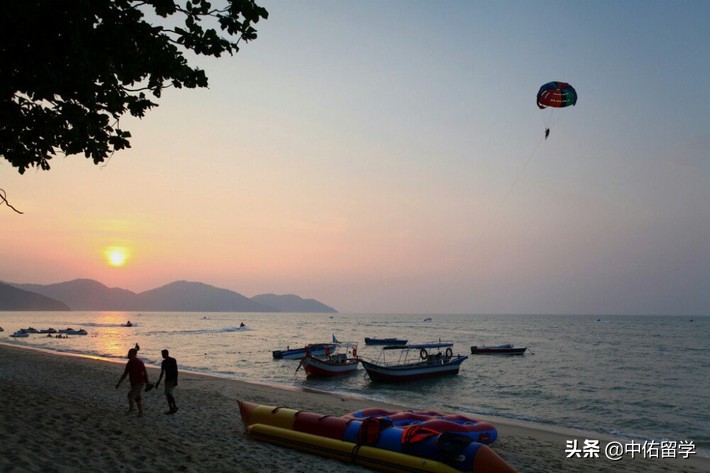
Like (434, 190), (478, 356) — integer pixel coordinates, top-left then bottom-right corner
(2, 1), (709, 315)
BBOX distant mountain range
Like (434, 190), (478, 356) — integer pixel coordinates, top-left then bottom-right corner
(0, 282), (71, 311)
(0, 279), (337, 313)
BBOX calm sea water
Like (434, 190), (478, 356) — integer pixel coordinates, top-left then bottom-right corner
(1, 312), (708, 453)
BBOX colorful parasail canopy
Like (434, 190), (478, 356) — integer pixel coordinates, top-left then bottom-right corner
(537, 81), (577, 109)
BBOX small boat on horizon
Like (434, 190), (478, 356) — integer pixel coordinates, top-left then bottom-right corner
(361, 342), (468, 383)
(364, 337), (408, 346)
(470, 344), (527, 355)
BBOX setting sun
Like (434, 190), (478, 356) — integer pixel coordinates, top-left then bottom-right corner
(105, 247), (128, 267)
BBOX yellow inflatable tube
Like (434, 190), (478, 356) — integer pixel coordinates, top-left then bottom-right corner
(238, 401), (297, 430)
(248, 423), (462, 473)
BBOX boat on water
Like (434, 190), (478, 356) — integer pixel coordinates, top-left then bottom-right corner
(9, 327), (87, 337)
(272, 343), (336, 360)
(364, 337), (408, 346)
(57, 328), (88, 336)
(361, 342), (468, 383)
(297, 342), (360, 378)
(470, 344), (527, 355)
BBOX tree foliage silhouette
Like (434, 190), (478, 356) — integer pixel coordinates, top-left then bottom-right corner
(0, 0), (268, 175)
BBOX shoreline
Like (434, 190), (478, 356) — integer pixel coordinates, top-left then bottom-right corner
(0, 343), (707, 472)
(3, 341), (707, 453)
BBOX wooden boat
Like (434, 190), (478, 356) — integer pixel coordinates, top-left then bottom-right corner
(364, 337), (408, 346)
(272, 343), (336, 360)
(237, 400), (516, 473)
(297, 342), (359, 378)
(361, 343), (468, 382)
(470, 344), (527, 355)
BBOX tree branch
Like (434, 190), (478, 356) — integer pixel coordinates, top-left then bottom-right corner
(121, 85), (158, 93)
(1, 0), (267, 173)
(0, 189), (24, 214)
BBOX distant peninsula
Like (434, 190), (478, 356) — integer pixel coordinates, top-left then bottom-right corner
(1, 279), (337, 313)
(0, 282), (71, 311)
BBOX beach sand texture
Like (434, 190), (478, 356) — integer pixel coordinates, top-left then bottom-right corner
(0, 344), (706, 473)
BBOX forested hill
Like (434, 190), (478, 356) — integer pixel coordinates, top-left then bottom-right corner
(5, 279), (337, 313)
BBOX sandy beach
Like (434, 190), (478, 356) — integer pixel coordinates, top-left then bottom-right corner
(0, 343), (706, 473)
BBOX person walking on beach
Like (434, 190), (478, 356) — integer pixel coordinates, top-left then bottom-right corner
(155, 349), (179, 414)
(115, 347), (150, 417)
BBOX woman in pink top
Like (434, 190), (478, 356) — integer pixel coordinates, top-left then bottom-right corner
(115, 347), (150, 417)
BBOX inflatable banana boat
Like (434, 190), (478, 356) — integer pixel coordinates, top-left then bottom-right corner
(342, 408), (498, 445)
(238, 401), (516, 473)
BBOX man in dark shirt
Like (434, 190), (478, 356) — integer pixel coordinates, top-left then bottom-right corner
(155, 349), (179, 414)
